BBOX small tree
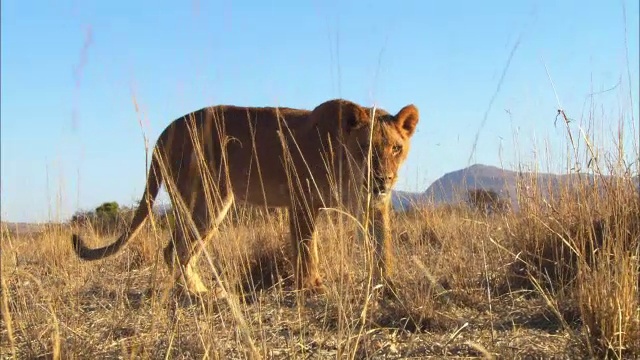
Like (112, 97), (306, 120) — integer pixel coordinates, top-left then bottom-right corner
(71, 210), (93, 225)
(95, 201), (120, 234)
(71, 200), (177, 234)
(71, 201), (124, 235)
(466, 188), (509, 215)
(95, 201), (119, 218)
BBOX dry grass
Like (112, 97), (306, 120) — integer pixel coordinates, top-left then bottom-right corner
(1, 172), (638, 359)
(2, 88), (639, 358)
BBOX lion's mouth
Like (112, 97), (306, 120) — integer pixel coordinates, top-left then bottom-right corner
(363, 180), (391, 199)
(371, 184), (390, 199)
(372, 188), (388, 197)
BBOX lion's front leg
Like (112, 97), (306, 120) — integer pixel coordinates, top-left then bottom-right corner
(289, 206), (325, 294)
(367, 200), (394, 288)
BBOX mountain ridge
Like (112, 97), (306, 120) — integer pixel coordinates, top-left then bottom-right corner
(392, 163), (640, 211)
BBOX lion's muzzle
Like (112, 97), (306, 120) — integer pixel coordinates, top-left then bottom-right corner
(370, 174), (394, 198)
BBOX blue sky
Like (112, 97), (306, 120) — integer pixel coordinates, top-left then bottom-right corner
(2, 0), (638, 223)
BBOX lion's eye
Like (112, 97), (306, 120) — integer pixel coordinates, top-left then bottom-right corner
(392, 145), (403, 154)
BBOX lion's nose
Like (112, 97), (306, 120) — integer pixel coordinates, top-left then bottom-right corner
(373, 174), (393, 184)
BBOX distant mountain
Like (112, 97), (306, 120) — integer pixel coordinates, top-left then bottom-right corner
(424, 164), (516, 205)
(1, 221), (48, 236)
(392, 163), (639, 211)
(391, 190), (427, 211)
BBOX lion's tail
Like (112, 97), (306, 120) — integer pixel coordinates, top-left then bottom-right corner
(72, 148), (164, 260)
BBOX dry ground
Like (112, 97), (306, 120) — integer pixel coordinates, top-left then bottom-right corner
(1, 179), (639, 359)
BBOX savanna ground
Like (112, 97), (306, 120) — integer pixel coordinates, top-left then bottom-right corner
(1, 167), (639, 359)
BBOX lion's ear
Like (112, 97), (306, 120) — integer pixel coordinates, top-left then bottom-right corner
(395, 104), (419, 137)
(310, 99), (369, 134)
(343, 103), (369, 133)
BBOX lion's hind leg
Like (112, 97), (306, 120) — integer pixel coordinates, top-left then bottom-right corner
(289, 204), (325, 294)
(164, 188), (234, 298)
(166, 226), (209, 295)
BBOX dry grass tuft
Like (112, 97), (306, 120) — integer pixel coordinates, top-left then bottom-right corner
(2, 98), (638, 358)
(2, 177), (638, 358)
(503, 176), (640, 357)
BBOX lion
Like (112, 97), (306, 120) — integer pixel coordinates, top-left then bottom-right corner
(71, 98), (419, 296)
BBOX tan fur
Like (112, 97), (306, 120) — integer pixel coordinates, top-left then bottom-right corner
(71, 98), (419, 295)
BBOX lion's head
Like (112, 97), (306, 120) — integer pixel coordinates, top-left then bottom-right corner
(310, 99), (419, 203)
